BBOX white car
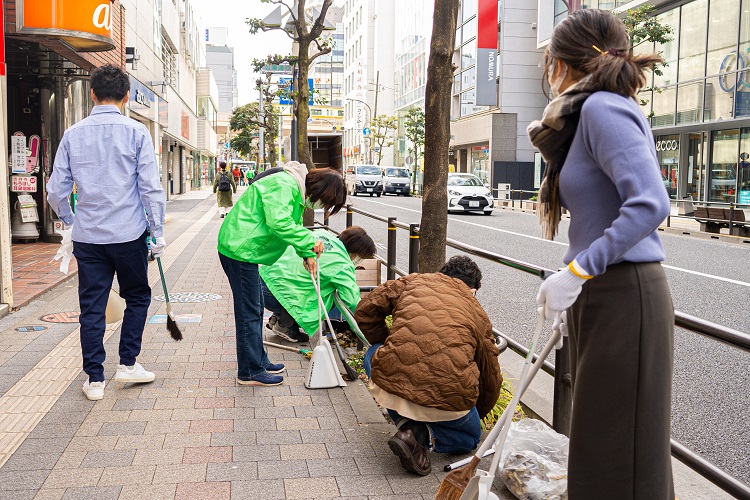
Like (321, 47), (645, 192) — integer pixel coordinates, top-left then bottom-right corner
(447, 173), (494, 215)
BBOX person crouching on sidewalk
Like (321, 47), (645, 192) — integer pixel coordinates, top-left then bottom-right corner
(354, 256), (502, 475)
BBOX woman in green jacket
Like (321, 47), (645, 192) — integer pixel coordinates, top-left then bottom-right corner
(260, 226), (376, 342)
(217, 162), (346, 386)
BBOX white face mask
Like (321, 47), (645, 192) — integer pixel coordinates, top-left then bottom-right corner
(351, 256), (363, 266)
(306, 199), (326, 210)
(548, 62), (568, 99)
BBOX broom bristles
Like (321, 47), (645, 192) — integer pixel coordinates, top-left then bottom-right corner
(434, 456), (480, 500)
(166, 313), (183, 341)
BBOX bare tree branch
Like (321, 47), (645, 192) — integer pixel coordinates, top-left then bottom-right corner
(309, 47), (332, 64)
(310, 0), (333, 39)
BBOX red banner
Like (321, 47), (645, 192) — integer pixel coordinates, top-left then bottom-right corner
(477, 0), (499, 50)
(0, 0), (5, 76)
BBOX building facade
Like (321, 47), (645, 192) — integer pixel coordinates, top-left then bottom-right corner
(342, 0), (396, 167)
(538, 0), (750, 207)
(196, 67), (219, 187)
(205, 28), (238, 114)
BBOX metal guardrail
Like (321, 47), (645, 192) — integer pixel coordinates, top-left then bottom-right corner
(343, 204), (750, 498)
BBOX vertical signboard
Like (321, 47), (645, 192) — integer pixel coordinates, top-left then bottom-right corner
(476, 0), (499, 106)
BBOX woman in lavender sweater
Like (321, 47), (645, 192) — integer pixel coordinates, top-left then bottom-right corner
(529, 9), (674, 499)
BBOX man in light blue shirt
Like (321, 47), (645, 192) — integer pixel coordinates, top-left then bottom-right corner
(47, 64), (166, 401)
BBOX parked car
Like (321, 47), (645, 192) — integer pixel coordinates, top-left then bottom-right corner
(447, 173), (494, 215)
(345, 165), (382, 196)
(382, 167), (411, 196)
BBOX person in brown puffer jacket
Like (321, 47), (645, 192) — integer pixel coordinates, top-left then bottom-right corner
(354, 255), (502, 476)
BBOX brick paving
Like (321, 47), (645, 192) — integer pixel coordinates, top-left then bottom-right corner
(0, 188), (500, 500)
(10, 242), (77, 310)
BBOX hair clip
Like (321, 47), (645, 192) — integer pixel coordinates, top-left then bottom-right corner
(592, 45), (605, 54)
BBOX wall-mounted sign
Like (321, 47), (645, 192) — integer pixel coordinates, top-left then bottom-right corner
(17, 0), (115, 52)
(11, 133), (27, 174)
(278, 78), (314, 105)
(476, 0), (499, 106)
(158, 97), (169, 129)
(656, 139), (679, 152)
(11, 175), (37, 192)
(128, 77), (156, 121)
(181, 111), (190, 140)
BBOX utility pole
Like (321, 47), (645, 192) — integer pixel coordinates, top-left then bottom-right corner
(0, 0), (13, 310)
(373, 71), (380, 120)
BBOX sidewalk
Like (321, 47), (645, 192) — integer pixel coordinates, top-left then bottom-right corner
(0, 189), (490, 500)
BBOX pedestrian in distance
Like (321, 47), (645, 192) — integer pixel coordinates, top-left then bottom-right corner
(217, 162), (347, 386)
(47, 64), (166, 401)
(213, 161), (236, 218)
(353, 256), (502, 476)
(245, 168), (255, 184)
(528, 9), (674, 499)
(260, 225), (376, 343)
(231, 165), (242, 186)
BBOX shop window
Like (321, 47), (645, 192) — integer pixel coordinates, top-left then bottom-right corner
(651, 86), (676, 127)
(736, 71), (750, 118)
(678, 0), (708, 82)
(709, 129), (739, 203)
(739, 128), (750, 204)
(704, 80), (735, 121)
(656, 134), (679, 200)
(655, 9), (679, 87)
(707, 0), (740, 77)
(676, 81), (704, 124)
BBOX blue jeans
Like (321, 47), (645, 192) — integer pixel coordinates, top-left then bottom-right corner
(73, 231), (151, 383)
(219, 253), (271, 380)
(364, 344), (482, 454)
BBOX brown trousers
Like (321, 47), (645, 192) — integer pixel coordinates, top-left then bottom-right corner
(567, 262), (674, 500)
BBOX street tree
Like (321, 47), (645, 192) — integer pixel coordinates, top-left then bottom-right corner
(404, 108), (425, 168)
(248, 1), (335, 170)
(370, 115), (398, 166)
(229, 97), (279, 166)
(417, 0), (459, 273)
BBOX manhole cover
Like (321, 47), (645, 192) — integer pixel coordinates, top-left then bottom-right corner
(153, 292), (222, 303)
(41, 312), (80, 323)
(15, 325), (48, 332)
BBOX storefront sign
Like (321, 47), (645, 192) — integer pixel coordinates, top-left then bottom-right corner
(655, 139), (679, 151)
(128, 77), (156, 122)
(740, 190), (750, 204)
(11, 175), (37, 192)
(17, 0), (115, 52)
(181, 111), (190, 140)
(11, 133), (27, 173)
(476, 0), (499, 106)
(534, 152), (543, 189)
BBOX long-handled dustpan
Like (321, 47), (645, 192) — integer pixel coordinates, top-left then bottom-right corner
(305, 260), (347, 389)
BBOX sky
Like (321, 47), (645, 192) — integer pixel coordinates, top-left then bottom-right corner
(192, 0), (293, 106)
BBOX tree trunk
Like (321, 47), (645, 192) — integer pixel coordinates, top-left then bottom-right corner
(296, 44), (313, 170)
(419, 0), (459, 273)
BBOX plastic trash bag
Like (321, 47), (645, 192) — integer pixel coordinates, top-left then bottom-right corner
(499, 419), (569, 500)
(52, 226), (73, 274)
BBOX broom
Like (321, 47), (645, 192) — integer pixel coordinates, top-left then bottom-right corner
(263, 340), (313, 359)
(435, 310), (547, 500)
(156, 256), (183, 341)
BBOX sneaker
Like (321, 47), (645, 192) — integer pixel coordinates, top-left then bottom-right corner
(272, 324), (299, 343)
(265, 362), (286, 374)
(82, 379), (105, 401)
(265, 314), (279, 332)
(292, 330), (309, 343)
(114, 362), (155, 383)
(236, 372), (284, 386)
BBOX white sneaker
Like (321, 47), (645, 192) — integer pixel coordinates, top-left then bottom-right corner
(82, 379), (105, 400)
(114, 362), (155, 383)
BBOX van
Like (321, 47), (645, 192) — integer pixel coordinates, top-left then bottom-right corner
(345, 164), (383, 197)
(381, 166), (411, 196)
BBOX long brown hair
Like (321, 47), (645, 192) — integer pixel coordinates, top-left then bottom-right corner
(545, 9), (662, 97)
(305, 168), (347, 215)
(338, 226), (376, 259)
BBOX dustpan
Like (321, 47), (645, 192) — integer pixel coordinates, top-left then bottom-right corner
(460, 471), (498, 500)
(305, 260), (347, 389)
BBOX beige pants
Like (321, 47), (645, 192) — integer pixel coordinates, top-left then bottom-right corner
(567, 262), (674, 500)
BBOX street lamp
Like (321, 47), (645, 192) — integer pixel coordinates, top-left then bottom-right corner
(346, 97), (373, 164)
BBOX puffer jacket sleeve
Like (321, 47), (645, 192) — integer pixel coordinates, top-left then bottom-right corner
(354, 277), (409, 345)
(473, 313), (502, 419)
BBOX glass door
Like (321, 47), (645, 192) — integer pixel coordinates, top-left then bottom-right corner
(709, 129), (739, 203)
(686, 133), (706, 201)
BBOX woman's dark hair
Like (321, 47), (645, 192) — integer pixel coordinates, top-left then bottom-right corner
(90, 64), (130, 102)
(545, 9), (662, 97)
(218, 160), (227, 169)
(306, 167), (347, 216)
(440, 255), (482, 290)
(338, 226), (376, 259)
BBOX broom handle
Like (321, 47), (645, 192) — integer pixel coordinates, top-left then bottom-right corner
(156, 257), (170, 304)
(473, 310), (546, 459)
(263, 340), (307, 354)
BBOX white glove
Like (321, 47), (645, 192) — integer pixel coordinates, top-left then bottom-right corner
(554, 310), (568, 350)
(151, 236), (167, 258)
(536, 263), (589, 320)
(52, 225), (74, 275)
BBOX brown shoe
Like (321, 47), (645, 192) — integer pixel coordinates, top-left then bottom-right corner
(387, 427), (431, 475)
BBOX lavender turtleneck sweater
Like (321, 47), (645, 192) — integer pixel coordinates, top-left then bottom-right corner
(559, 91), (670, 276)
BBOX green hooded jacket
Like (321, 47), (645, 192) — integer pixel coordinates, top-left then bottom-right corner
(217, 170), (315, 265)
(259, 229), (360, 336)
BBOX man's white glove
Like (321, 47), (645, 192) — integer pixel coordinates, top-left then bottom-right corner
(554, 310), (568, 350)
(537, 261), (591, 323)
(150, 236), (167, 258)
(52, 225), (74, 275)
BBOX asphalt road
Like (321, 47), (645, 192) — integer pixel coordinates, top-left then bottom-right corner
(326, 193), (750, 486)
